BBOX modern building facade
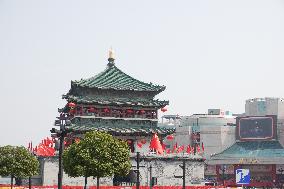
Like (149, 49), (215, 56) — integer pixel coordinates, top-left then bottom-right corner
(208, 98), (284, 187)
(170, 109), (236, 157)
(245, 97), (284, 118)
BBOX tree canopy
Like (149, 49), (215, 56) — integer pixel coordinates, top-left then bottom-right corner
(0, 145), (39, 178)
(63, 131), (131, 184)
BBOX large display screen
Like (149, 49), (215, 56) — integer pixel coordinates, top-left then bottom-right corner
(237, 116), (277, 141)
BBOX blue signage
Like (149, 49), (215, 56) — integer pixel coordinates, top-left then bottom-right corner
(236, 169), (250, 185)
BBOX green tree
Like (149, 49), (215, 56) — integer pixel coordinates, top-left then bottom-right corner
(63, 131), (131, 189)
(0, 145), (39, 189)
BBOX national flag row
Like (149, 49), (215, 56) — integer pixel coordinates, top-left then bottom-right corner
(27, 137), (56, 157)
(137, 133), (205, 155)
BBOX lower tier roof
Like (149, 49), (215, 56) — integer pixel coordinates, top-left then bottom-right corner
(212, 141), (284, 158)
(66, 117), (175, 136)
(210, 141), (284, 164)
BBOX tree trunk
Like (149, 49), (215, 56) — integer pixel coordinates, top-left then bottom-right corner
(10, 175), (13, 189)
(29, 176), (32, 189)
(96, 176), (100, 189)
(84, 176), (87, 189)
(15, 177), (22, 186)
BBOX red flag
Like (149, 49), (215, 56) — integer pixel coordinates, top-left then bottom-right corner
(45, 147), (55, 156)
(162, 143), (166, 151)
(36, 145), (47, 156)
(177, 145), (184, 153)
(166, 149), (171, 154)
(149, 133), (164, 154)
(187, 144), (191, 154)
(197, 145), (200, 153)
(172, 142), (178, 153)
(36, 144), (55, 157)
(202, 142), (204, 151)
(46, 137), (53, 146)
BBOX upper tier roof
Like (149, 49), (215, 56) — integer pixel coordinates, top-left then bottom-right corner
(71, 63), (166, 92)
(64, 94), (169, 108)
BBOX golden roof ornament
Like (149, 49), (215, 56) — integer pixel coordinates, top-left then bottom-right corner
(108, 48), (115, 66)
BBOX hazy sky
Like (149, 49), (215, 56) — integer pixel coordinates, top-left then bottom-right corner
(1, 0), (284, 146)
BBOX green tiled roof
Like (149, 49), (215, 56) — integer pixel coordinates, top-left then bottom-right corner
(212, 141), (284, 159)
(67, 125), (175, 136)
(63, 95), (169, 108)
(67, 116), (175, 136)
(72, 64), (165, 92)
(67, 116), (175, 135)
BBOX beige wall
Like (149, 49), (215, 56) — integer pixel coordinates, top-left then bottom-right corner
(41, 156), (204, 186)
(200, 125), (236, 159)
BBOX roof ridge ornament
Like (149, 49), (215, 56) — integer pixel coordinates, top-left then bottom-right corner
(107, 48), (115, 67)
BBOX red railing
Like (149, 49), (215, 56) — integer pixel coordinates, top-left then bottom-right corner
(0, 185), (224, 189)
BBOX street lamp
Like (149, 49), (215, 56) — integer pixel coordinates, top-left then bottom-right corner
(50, 113), (71, 189)
(174, 159), (186, 189)
(144, 157), (154, 189)
(219, 165), (226, 186)
(136, 152), (140, 189)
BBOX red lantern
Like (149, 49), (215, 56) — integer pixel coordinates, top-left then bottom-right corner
(68, 102), (76, 108)
(140, 139), (147, 144)
(137, 142), (143, 148)
(103, 108), (110, 113)
(69, 109), (76, 115)
(88, 107), (95, 113)
(161, 107), (167, 112)
(140, 110), (145, 114)
(166, 135), (174, 140)
(126, 109), (133, 114)
(75, 138), (81, 144)
(126, 140), (132, 144)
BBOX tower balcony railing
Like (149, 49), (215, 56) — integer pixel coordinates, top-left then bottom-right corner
(69, 110), (158, 120)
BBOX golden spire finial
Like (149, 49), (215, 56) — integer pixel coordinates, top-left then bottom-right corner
(109, 48), (115, 59)
(108, 48), (115, 65)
